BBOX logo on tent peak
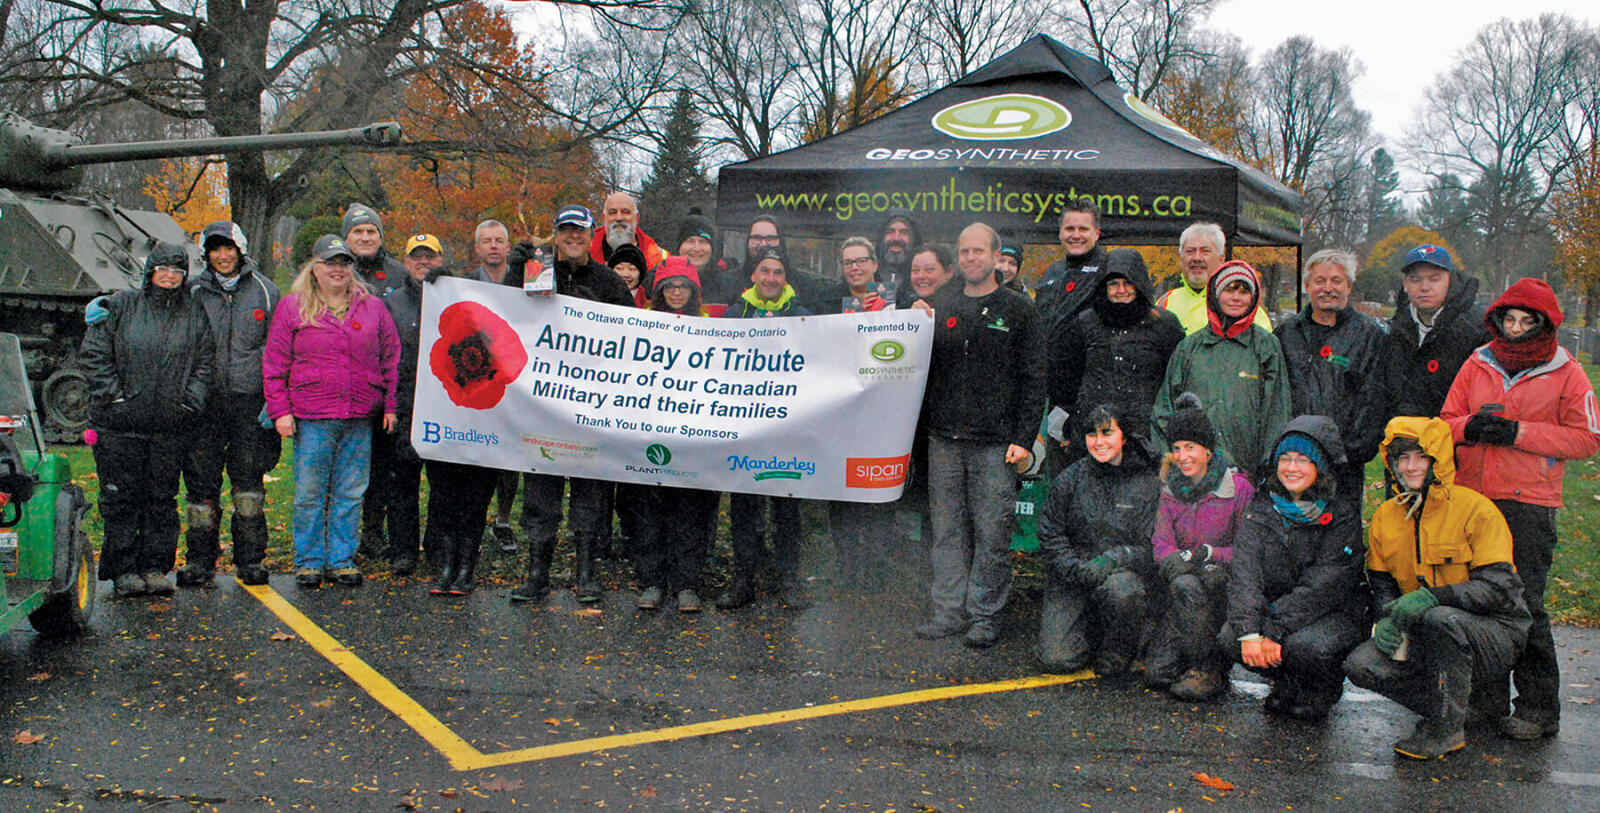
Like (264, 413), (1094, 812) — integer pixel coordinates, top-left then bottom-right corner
(931, 93), (1071, 141)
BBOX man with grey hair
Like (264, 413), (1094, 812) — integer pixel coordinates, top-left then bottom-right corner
(1158, 222), (1271, 334)
(1272, 248), (1387, 512)
(468, 219), (512, 284)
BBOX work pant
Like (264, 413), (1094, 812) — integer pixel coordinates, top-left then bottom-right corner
(1345, 605), (1527, 721)
(95, 430), (186, 579)
(1036, 565), (1146, 672)
(520, 474), (612, 554)
(382, 425), (426, 563)
(729, 493), (803, 583)
(635, 486), (716, 592)
(424, 461), (498, 563)
(1476, 500), (1560, 724)
(1219, 613), (1365, 701)
(926, 436), (1017, 622)
(1145, 565), (1230, 685)
(291, 418), (371, 570)
(182, 394), (280, 569)
(360, 414), (391, 553)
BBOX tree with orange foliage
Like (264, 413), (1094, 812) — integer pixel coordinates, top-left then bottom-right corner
(1552, 145), (1600, 327)
(1363, 226), (1459, 306)
(142, 157), (230, 240)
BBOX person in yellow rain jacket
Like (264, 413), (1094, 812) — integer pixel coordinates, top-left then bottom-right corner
(1343, 416), (1529, 761)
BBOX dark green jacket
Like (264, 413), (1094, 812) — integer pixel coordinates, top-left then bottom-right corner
(1150, 324), (1290, 475)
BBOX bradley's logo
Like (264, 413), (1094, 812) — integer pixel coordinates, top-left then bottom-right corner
(932, 94), (1071, 141)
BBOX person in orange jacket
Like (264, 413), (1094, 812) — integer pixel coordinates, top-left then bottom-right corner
(1440, 278), (1600, 740)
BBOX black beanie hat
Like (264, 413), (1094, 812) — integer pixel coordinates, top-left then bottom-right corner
(675, 210), (716, 250)
(1166, 392), (1216, 451)
(608, 243), (648, 272)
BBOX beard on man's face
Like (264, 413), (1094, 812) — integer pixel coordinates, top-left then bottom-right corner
(606, 220), (636, 248)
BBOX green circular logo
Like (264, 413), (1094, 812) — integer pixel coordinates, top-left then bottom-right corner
(870, 340), (906, 362)
(1122, 92), (1192, 136)
(931, 93), (1071, 141)
(645, 444), (672, 465)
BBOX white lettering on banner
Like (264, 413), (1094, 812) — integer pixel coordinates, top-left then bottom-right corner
(412, 277), (933, 502)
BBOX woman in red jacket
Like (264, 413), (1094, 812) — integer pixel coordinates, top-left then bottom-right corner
(263, 235), (400, 589)
(1440, 277), (1600, 740)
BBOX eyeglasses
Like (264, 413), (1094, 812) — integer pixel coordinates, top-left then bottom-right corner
(151, 265), (187, 275)
(841, 256), (875, 268)
(750, 234), (780, 244)
(661, 281), (695, 291)
(1277, 452), (1314, 467)
(321, 257), (355, 268)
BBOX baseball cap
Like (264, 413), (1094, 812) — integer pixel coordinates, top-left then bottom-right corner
(1402, 244), (1454, 275)
(554, 205), (595, 230)
(405, 233), (444, 255)
(312, 234), (356, 262)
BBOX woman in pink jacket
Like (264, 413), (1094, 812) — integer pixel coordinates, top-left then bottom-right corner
(1441, 278), (1600, 740)
(263, 235), (400, 588)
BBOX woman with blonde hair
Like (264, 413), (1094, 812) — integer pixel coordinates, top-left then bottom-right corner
(263, 235), (400, 588)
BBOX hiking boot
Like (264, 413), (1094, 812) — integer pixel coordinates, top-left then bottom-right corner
(1168, 668), (1228, 702)
(1091, 651), (1131, 678)
(296, 568), (322, 588)
(236, 563), (269, 586)
(963, 619), (999, 648)
(1394, 721), (1466, 759)
(113, 573), (147, 599)
(1498, 715), (1559, 740)
(510, 577), (549, 604)
(390, 555), (417, 577)
(175, 564), (214, 588)
(914, 614), (967, 640)
(330, 566), (363, 587)
(677, 589), (702, 613)
(715, 575), (756, 610)
(142, 572), (175, 596)
(637, 586), (663, 610)
(491, 523), (518, 554)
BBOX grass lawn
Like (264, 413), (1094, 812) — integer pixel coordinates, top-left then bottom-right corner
(55, 359), (1600, 623)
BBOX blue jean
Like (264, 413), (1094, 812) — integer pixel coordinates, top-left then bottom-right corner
(292, 418), (373, 570)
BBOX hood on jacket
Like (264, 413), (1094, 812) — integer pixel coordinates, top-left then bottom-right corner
(144, 242), (192, 293)
(875, 208), (922, 268)
(1485, 277), (1563, 339)
(1380, 415), (1456, 492)
(1089, 249), (1154, 323)
(1205, 260), (1261, 339)
(1265, 414), (1347, 500)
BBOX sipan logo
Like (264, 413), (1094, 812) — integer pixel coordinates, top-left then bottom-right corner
(931, 94), (1071, 141)
(845, 454), (910, 489)
(870, 340), (905, 363)
(645, 443), (672, 465)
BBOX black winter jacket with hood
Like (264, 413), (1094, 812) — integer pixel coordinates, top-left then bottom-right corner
(190, 257), (279, 398)
(1226, 416), (1368, 641)
(356, 248), (406, 296)
(80, 244), (215, 433)
(1034, 244), (1110, 330)
(1274, 304), (1388, 464)
(1036, 426), (1163, 578)
(1376, 272), (1487, 421)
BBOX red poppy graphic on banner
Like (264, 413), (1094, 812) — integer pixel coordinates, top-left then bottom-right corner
(429, 302), (528, 409)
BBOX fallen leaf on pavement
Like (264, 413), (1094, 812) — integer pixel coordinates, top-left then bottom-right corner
(269, 631), (295, 641)
(13, 730), (44, 745)
(641, 786), (658, 798)
(26, 673), (49, 682)
(573, 608), (603, 617)
(543, 718), (560, 726)
(1192, 772), (1234, 791)
(312, 699), (334, 709)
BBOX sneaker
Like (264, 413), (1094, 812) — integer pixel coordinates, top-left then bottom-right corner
(1394, 722), (1466, 759)
(677, 589), (702, 613)
(1498, 714), (1559, 740)
(236, 563), (270, 586)
(330, 566), (363, 587)
(914, 615), (967, 640)
(1168, 668), (1228, 702)
(113, 573), (147, 599)
(637, 586), (663, 610)
(295, 568), (322, 588)
(963, 619), (999, 649)
(492, 523), (518, 554)
(142, 572), (176, 596)
(175, 565), (214, 587)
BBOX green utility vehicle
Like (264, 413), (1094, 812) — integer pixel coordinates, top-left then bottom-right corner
(0, 332), (94, 637)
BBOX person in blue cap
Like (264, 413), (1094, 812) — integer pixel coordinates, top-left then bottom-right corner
(1370, 244), (1487, 423)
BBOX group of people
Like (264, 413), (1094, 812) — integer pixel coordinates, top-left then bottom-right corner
(78, 191), (1598, 762)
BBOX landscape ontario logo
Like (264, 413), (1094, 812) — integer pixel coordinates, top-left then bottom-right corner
(869, 340), (905, 363)
(931, 94), (1071, 141)
(845, 454), (910, 489)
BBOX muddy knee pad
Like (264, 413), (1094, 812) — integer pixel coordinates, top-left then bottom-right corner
(187, 500), (218, 531)
(234, 490), (266, 518)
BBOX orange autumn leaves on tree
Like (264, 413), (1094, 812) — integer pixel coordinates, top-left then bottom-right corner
(142, 157), (230, 238)
(1553, 144), (1600, 314)
(377, 1), (604, 260)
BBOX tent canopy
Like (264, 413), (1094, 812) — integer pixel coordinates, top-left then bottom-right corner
(716, 35), (1302, 248)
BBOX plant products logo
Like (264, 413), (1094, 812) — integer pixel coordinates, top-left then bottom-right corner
(645, 444), (672, 465)
(845, 454), (910, 489)
(870, 340), (905, 363)
(932, 94), (1071, 141)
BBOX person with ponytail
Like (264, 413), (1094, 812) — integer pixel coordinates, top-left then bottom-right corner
(1439, 278), (1600, 741)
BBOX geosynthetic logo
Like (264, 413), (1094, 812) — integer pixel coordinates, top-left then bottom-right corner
(870, 340), (905, 363)
(931, 94), (1071, 141)
(645, 444), (672, 465)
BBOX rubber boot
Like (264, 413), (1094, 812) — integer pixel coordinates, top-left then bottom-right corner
(449, 537), (479, 596)
(511, 534), (555, 603)
(177, 499), (219, 586)
(231, 492), (270, 585)
(575, 535), (602, 603)
(430, 544), (459, 596)
(1394, 661), (1470, 759)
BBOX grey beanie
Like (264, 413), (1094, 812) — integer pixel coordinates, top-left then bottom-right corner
(342, 203), (383, 238)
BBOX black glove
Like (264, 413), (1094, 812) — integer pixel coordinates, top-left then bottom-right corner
(507, 241), (538, 278)
(1158, 552), (1194, 583)
(1465, 413), (1519, 446)
(1078, 555), (1116, 588)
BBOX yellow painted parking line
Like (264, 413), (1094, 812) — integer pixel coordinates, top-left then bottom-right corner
(244, 583), (1094, 770)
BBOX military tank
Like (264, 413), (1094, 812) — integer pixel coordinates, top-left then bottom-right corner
(0, 113), (402, 441)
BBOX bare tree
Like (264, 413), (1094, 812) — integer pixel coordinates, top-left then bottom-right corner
(910, 0), (1040, 87)
(1243, 36), (1368, 190)
(784, 0), (926, 141)
(1056, 0), (1219, 102)
(673, 0), (804, 161)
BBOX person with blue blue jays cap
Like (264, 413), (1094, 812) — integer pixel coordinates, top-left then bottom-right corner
(1370, 243), (1488, 426)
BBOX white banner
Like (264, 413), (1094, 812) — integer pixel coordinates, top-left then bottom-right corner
(411, 277), (932, 502)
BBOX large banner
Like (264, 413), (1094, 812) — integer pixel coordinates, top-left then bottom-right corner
(412, 277), (932, 502)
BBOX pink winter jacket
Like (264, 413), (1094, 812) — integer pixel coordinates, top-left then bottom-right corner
(262, 292), (400, 421)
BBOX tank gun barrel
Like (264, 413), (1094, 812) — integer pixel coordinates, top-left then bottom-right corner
(48, 122), (403, 167)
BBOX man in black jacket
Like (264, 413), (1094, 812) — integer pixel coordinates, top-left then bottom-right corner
(913, 223), (1045, 648)
(1372, 244), (1486, 421)
(177, 221), (281, 587)
(1032, 198), (1108, 330)
(344, 202), (406, 560)
(1273, 250), (1387, 514)
(508, 205), (634, 605)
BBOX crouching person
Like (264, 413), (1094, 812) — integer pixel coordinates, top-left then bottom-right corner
(1222, 417), (1367, 721)
(1034, 404), (1162, 675)
(1344, 417), (1530, 760)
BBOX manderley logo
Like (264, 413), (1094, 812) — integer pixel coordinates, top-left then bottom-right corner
(932, 94), (1071, 141)
(727, 454), (816, 481)
(419, 421), (499, 446)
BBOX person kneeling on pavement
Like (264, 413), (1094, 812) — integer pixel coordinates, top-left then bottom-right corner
(1344, 416), (1530, 760)
(1034, 404), (1162, 675)
(1144, 395), (1252, 701)
(1221, 417), (1367, 721)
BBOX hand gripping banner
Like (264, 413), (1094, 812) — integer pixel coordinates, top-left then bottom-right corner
(412, 277), (932, 502)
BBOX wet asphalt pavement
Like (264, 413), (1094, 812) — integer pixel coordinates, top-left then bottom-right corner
(3, 547), (1599, 811)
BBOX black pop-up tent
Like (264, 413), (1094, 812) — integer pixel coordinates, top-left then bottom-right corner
(716, 35), (1303, 248)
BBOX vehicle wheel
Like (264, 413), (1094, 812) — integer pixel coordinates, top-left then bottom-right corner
(28, 486), (95, 638)
(40, 368), (91, 440)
